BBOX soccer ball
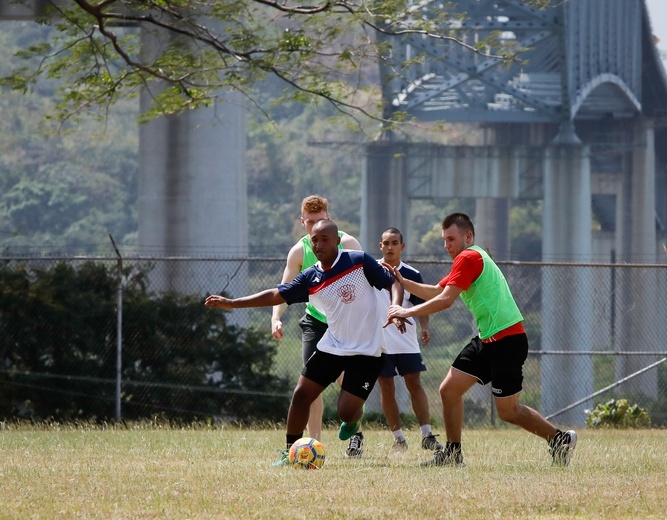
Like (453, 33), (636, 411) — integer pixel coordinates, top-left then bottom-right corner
(289, 437), (326, 469)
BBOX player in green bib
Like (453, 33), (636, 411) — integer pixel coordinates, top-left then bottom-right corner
(271, 195), (366, 457)
(386, 212), (577, 468)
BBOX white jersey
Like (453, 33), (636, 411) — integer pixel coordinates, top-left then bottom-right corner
(376, 260), (425, 354)
(278, 250), (395, 357)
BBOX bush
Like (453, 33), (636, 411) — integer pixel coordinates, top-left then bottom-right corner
(585, 398), (651, 429)
(0, 260), (292, 423)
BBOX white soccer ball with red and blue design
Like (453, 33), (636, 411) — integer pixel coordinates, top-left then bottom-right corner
(289, 437), (325, 469)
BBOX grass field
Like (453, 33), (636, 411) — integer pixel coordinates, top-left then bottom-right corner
(0, 425), (664, 519)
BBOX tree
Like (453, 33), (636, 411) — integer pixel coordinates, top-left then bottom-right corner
(2, 0), (530, 128)
(0, 260), (292, 422)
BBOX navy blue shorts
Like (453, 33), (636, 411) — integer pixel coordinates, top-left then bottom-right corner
(302, 349), (386, 400)
(379, 353), (426, 378)
(452, 334), (528, 397)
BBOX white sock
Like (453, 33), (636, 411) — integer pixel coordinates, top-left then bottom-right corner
(420, 424), (433, 437)
(392, 429), (405, 441)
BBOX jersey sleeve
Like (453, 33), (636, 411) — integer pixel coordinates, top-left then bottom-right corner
(361, 252), (395, 289)
(277, 270), (310, 304)
(438, 249), (483, 290)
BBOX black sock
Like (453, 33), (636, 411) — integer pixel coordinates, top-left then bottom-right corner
(286, 433), (301, 449)
(445, 441), (462, 453)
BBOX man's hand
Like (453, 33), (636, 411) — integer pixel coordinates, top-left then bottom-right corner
(205, 295), (233, 310)
(382, 304), (413, 333)
(387, 303), (408, 321)
(421, 329), (431, 346)
(380, 262), (405, 284)
(271, 318), (284, 340)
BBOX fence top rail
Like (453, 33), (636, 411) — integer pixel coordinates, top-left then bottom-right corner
(2, 256), (666, 268)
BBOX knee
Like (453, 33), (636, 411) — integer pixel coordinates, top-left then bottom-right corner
(404, 376), (422, 394)
(496, 404), (521, 424)
(291, 386), (312, 409)
(337, 404), (357, 424)
(439, 380), (455, 402)
(378, 377), (394, 394)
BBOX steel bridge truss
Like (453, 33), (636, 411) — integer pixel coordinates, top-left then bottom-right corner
(383, 0), (643, 124)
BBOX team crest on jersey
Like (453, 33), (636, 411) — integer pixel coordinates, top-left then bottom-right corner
(337, 284), (356, 304)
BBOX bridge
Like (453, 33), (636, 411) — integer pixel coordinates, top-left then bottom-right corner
(2, 0), (666, 425)
(363, 0), (667, 424)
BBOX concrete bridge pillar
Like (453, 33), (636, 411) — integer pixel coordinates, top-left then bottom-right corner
(138, 26), (248, 298)
(361, 142), (410, 250)
(474, 198), (510, 261)
(614, 119), (661, 397)
(540, 145), (594, 426)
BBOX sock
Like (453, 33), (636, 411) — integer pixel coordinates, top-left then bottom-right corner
(420, 424), (433, 437)
(445, 441), (462, 453)
(342, 421), (359, 431)
(286, 433), (301, 449)
(392, 429), (405, 441)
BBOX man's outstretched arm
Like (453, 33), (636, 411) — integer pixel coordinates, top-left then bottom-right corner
(207, 289), (286, 310)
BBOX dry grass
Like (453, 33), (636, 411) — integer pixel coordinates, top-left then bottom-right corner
(0, 425), (665, 519)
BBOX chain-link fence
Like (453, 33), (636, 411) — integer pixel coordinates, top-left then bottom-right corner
(1, 256), (666, 428)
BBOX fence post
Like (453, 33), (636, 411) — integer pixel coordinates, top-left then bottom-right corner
(109, 235), (123, 423)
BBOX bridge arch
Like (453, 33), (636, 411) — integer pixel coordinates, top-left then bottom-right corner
(571, 74), (641, 119)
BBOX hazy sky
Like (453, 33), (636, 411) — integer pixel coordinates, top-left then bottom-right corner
(646, 0), (667, 67)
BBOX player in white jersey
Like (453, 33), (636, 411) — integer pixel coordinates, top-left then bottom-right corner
(205, 220), (410, 466)
(377, 228), (443, 453)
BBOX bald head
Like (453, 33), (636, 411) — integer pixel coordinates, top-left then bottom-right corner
(311, 219), (338, 237)
(309, 219), (340, 268)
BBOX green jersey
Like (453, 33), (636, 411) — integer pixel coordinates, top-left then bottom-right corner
(459, 245), (523, 340)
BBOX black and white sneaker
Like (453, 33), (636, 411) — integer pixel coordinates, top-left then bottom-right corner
(549, 430), (577, 467)
(420, 445), (465, 467)
(421, 434), (443, 451)
(345, 432), (364, 458)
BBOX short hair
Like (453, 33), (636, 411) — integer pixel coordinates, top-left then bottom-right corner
(442, 212), (475, 237)
(382, 227), (404, 243)
(301, 195), (329, 215)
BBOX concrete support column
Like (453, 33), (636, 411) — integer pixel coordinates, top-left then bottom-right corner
(361, 142), (409, 251)
(362, 141), (410, 414)
(474, 198), (510, 261)
(614, 119), (660, 397)
(541, 145), (594, 426)
(138, 26), (248, 297)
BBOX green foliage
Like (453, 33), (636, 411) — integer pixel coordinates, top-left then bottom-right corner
(585, 398), (651, 429)
(0, 260), (291, 423)
(0, 0), (539, 125)
(246, 98), (364, 256)
(0, 22), (139, 255)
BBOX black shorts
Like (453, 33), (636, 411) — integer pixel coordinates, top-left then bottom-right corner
(452, 334), (529, 398)
(298, 313), (328, 366)
(302, 349), (386, 400)
(379, 353), (426, 378)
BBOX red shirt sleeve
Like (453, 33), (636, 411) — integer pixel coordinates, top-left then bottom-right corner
(438, 249), (484, 290)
